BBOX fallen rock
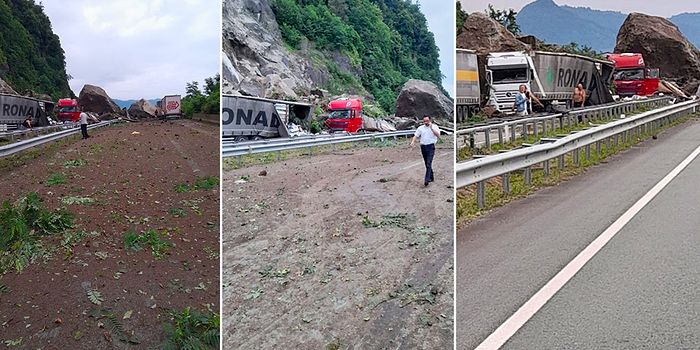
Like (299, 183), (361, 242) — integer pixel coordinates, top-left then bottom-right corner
(389, 117), (420, 130)
(395, 79), (454, 126)
(128, 99), (158, 118)
(0, 77), (17, 94)
(457, 12), (529, 55)
(615, 13), (700, 92)
(78, 84), (121, 115)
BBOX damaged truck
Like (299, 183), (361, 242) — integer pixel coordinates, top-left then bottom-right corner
(0, 93), (54, 130)
(221, 94), (312, 142)
(486, 51), (615, 114)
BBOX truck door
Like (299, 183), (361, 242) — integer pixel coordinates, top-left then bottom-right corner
(645, 68), (660, 96)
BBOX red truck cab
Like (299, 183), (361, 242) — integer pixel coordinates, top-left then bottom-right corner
(57, 98), (80, 122)
(325, 98), (363, 133)
(607, 53), (659, 97)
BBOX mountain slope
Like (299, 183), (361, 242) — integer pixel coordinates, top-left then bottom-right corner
(270, 0), (442, 112)
(516, 0), (700, 53)
(0, 0), (72, 99)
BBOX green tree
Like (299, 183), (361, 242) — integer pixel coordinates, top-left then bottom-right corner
(181, 75), (219, 117)
(487, 4), (520, 36)
(456, 2), (468, 35)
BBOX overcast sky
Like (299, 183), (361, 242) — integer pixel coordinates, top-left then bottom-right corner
(459, 0), (700, 18)
(42, 0), (219, 100)
(417, 0), (454, 97)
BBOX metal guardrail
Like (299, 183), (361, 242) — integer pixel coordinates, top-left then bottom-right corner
(0, 123), (81, 143)
(456, 99), (699, 208)
(457, 97), (672, 149)
(0, 120), (119, 158)
(223, 129), (415, 160)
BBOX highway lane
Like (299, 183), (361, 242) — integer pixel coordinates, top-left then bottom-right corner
(456, 117), (700, 349)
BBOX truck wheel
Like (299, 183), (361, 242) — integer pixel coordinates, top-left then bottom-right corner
(252, 135), (264, 141)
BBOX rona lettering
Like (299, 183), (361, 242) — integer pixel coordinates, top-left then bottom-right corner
(1, 103), (36, 117)
(222, 108), (280, 128)
(557, 69), (589, 88)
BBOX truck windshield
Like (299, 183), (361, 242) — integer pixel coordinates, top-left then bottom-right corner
(491, 68), (528, 84)
(614, 68), (645, 81)
(59, 106), (77, 113)
(328, 110), (352, 119)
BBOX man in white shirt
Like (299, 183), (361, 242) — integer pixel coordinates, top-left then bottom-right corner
(79, 106), (90, 139)
(410, 116), (441, 186)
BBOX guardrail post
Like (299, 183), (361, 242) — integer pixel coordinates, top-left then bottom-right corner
(510, 126), (516, 144)
(567, 115), (572, 129)
(614, 134), (620, 148)
(573, 148), (580, 166)
(503, 173), (510, 194)
(606, 136), (612, 150)
(497, 127), (504, 146)
(585, 144), (591, 161)
(522, 121), (528, 138)
(332, 143), (336, 152)
(558, 154), (565, 170)
(237, 155), (242, 167)
(309, 146), (313, 157)
(543, 159), (550, 176)
(524, 166), (532, 186)
(533, 121), (539, 138)
(596, 141), (601, 155)
(276, 151), (281, 161)
(484, 129), (491, 149)
(477, 181), (485, 209)
(622, 130), (627, 144)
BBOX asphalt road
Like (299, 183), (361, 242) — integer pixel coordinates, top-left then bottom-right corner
(456, 117), (700, 349)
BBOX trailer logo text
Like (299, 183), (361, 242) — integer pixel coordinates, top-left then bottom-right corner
(222, 107), (281, 128)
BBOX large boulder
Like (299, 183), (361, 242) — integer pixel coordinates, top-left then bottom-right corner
(615, 13), (700, 94)
(0, 77), (17, 94)
(78, 84), (120, 114)
(457, 13), (529, 102)
(221, 0), (328, 98)
(457, 12), (529, 55)
(395, 80), (453, 127)
(128, 99), (158, 118)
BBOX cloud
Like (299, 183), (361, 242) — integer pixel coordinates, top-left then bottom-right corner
(42, 0), (219, 100)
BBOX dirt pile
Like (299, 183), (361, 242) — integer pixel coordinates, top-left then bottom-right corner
(615, 13), (700, 94)
(128, 98), (158, 118)
(78, 84), (121, 115)
(0, 77), (17, 94)
(395, 79), (453, 127)
(221, 0), (327, 99)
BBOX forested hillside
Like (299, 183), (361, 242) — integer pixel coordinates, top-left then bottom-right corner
(0, 0), (72, 99)
(271, 0), (442, 112)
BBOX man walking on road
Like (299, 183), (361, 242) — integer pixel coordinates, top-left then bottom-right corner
(410, 116), (440, 186)
(79, 106), (90, 139)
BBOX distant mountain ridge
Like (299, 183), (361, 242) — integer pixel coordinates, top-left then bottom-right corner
(113, 99), (160, 109)
(516, 0), (700, 52)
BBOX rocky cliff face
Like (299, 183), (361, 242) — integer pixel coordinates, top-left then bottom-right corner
(615, 13), (700, 94)
(221, 0), (327, 99)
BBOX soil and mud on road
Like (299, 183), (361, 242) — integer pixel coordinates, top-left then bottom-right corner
(0, 120), (219, 349)
(222, 137), (455, 349)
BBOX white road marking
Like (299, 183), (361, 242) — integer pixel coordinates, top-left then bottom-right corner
(476, 143), (700, 350)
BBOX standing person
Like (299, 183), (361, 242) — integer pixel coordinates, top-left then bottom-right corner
(512, 84), (529, 116)
(573, 83), (586, 108)
(525, 87), (544, 113)
(79, 106), (90, 139)
(22, 115), (33, 129)
(410, 116), (440, 186)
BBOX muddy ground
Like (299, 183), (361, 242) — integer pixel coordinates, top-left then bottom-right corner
(0, 120), (219, 349)
(222, 138), (454, 349)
